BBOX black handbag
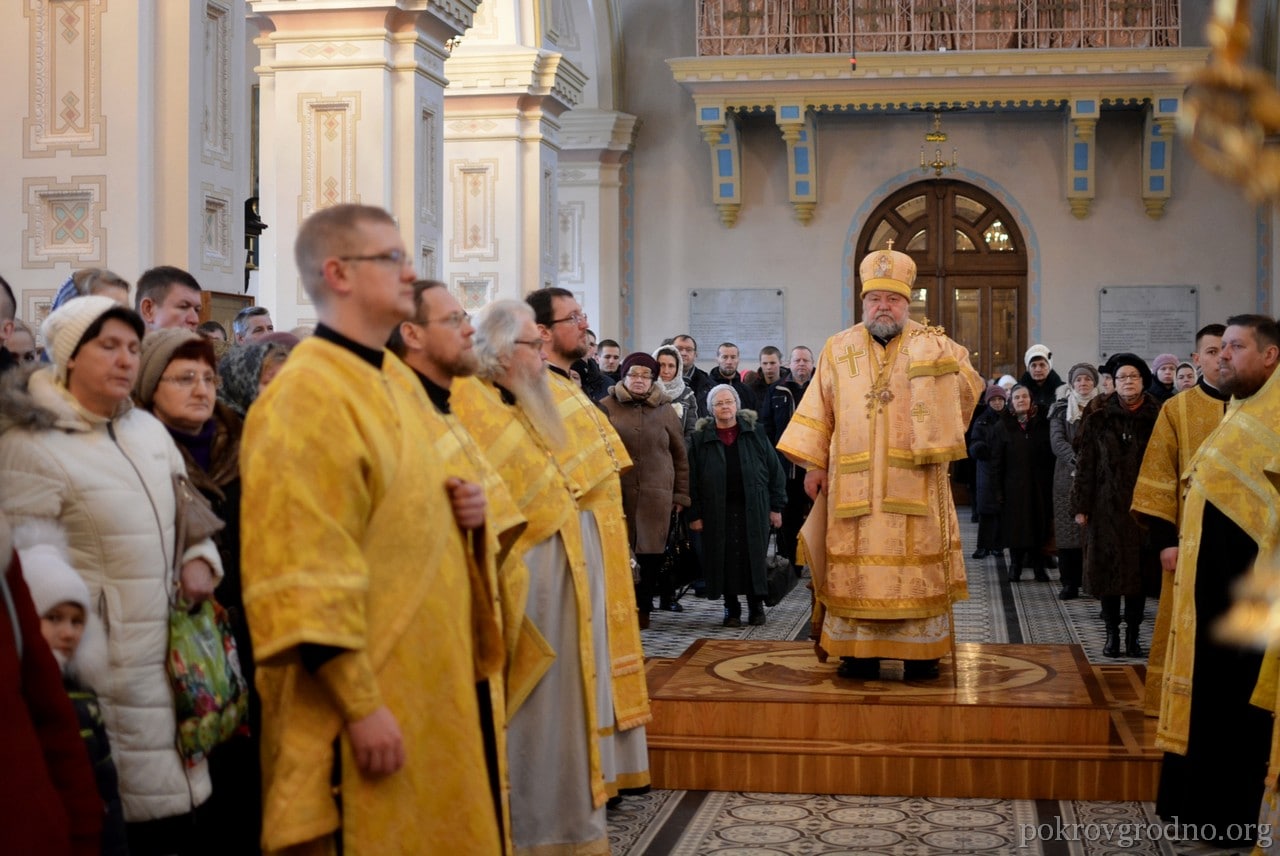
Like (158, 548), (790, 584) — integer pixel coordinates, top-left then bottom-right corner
(661, 510), (701, 600)
(764, 530), (796, 606)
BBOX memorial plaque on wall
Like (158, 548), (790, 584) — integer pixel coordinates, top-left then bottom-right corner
(1098, 286), (1198, 362)
(689, 288), (786, 368)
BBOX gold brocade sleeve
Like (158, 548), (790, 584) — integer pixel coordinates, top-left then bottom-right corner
(1131, 400), (1185, 526)
(315, 651), (383, 722)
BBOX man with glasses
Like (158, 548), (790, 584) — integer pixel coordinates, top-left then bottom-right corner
(1156, 314), (1280, 848)
(526, 286), (652, 807)
(240, 204), (506, 855)
(452, 298), (609, 855)
(778, 247), (982, 681)
(672, 334), (712, 418)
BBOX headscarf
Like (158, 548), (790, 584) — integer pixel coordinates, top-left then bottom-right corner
(1064, 362), (1101, 424)
(652, 344), (686, 400)
(218, 342), (288, 415)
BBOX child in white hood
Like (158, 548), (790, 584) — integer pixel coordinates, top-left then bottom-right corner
(18, 526), (128, 856)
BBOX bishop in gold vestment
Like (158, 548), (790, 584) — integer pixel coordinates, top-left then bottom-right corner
(1130, 377), (1228, 717)
(242, 335), (504, 855)
(778, 248), (982, 673)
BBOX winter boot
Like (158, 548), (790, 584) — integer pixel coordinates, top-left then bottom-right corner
(1124, 594), (1146, 657)
(1101, 596), (1122, 658)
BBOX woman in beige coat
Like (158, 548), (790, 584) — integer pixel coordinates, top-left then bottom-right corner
(602, 352), (690, 622)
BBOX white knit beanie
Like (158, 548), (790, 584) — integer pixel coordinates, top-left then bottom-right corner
(1024, 343), (1052, 370)
(41, 294), (120, 385)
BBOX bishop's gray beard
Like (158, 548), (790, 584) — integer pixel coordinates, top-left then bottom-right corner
(866, 316), (904, 340)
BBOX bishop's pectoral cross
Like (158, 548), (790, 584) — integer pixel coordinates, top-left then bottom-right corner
(835, 343), (866, 378)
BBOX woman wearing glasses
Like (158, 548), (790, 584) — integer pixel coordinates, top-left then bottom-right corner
(5, 320), (41, 365)
(134, 327), (261, 854)
(0, 297), (224, 855)
(1070, 353), (1161, 659)
(601, 352), (691, 623)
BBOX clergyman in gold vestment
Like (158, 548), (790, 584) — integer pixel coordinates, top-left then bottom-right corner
(241, 206), (504, 855)
(777, 247), (982, 680)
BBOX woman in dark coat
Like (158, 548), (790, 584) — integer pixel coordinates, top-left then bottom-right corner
(601, 352), (691, 618)
(135, 328), (261, 855)
(687, 384), (786, 628)
(1070, 353), (1162, 658)
(1048, 363), (1100, 600)
(966, 384), (1007, 559)
(990, 384), (1056, 582)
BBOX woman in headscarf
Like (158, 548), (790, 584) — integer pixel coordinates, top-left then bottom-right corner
(966, 384), (1008, 560)
(990, 383), (1056, 582)
(601, 352), (691, 620)
(653, 343), (697, 442)
(1071, 353), (1161, 658)
(216, 339), (294, 416)
(1047, 362), (1100, 599)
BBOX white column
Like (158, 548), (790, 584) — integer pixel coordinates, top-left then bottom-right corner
(248, 0), (475, 328)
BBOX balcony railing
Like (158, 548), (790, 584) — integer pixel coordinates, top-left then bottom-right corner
(697, 0), (1180, 56)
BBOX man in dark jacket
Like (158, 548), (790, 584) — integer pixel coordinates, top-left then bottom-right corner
(758, 345), (814, 567)
(707, 341), (757, 412)
(673, 334), (712, 418)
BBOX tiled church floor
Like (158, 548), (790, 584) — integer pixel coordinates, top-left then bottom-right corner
(607, 510), (1253, 855)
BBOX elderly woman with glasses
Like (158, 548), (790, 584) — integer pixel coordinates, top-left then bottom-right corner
(133, 327), (261, 853)
(0, 297), (224, 853)
(601, 352), (691, 622)
(687, 383), (786, 628)
(1071, 352), (1162, 659)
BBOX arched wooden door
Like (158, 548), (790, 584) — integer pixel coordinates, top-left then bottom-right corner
(855, 181), (1028, 380)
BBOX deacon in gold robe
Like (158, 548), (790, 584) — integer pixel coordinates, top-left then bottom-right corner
(1155, 314), (1279, 848)
(453, 299), (609, 856)
(240, 205), (504, 855)
(388, 279), (532, 848)
(1130, 323), (1228, 717)
(778, 247), (982, 680)
(528, 286), (651, 797)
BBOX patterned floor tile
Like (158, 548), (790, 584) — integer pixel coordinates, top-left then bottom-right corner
(610, 509), (1249, 855)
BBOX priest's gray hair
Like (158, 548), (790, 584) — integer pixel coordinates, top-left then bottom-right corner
(707, 383), (741, 410)
(473, 299), (534, 380)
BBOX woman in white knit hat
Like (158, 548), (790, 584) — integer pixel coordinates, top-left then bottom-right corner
(0, 295), (224, 855)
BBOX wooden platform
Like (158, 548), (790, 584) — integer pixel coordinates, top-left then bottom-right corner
(644, 640), (1161, 801)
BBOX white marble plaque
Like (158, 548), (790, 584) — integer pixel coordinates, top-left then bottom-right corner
(1098, 286), (1198, 363)
(689, 288), (786, 367)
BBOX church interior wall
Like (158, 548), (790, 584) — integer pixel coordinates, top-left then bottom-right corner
(617, 0), (1261, 373)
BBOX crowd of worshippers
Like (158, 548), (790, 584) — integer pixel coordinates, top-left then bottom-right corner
(2, 214), (1280, 855)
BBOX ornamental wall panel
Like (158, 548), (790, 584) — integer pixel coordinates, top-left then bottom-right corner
(201, 1), (233, 167)
(298, 92), (361, 221)
(202, 185), (234, 273)
(453, 274), (497, 310)
(542, 166), (556, 273)
(24, 0), (106, 156)
(419, 102), (439, 226)
(23, 290), (57, 345)
(22, 175), (106, 267)
(558, 200), (585, 283)
(450, 159), (499, 261)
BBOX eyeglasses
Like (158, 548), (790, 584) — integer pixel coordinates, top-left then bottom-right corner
(14, 349), (39, 364)
(549, 311), (587, 327)
(513, 339), (543, 350)
(339, 249), (409, 267)
(1114, 372), (1143, 382)
(160, 371), (221, 390)
(625, 370), (653, 380)
(425, 311), (470, 328)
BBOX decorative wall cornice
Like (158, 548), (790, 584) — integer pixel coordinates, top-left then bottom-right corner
(560, 109), (639, 154)
(668, 48), (1209, 112)
(446, 48), (587, 112)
